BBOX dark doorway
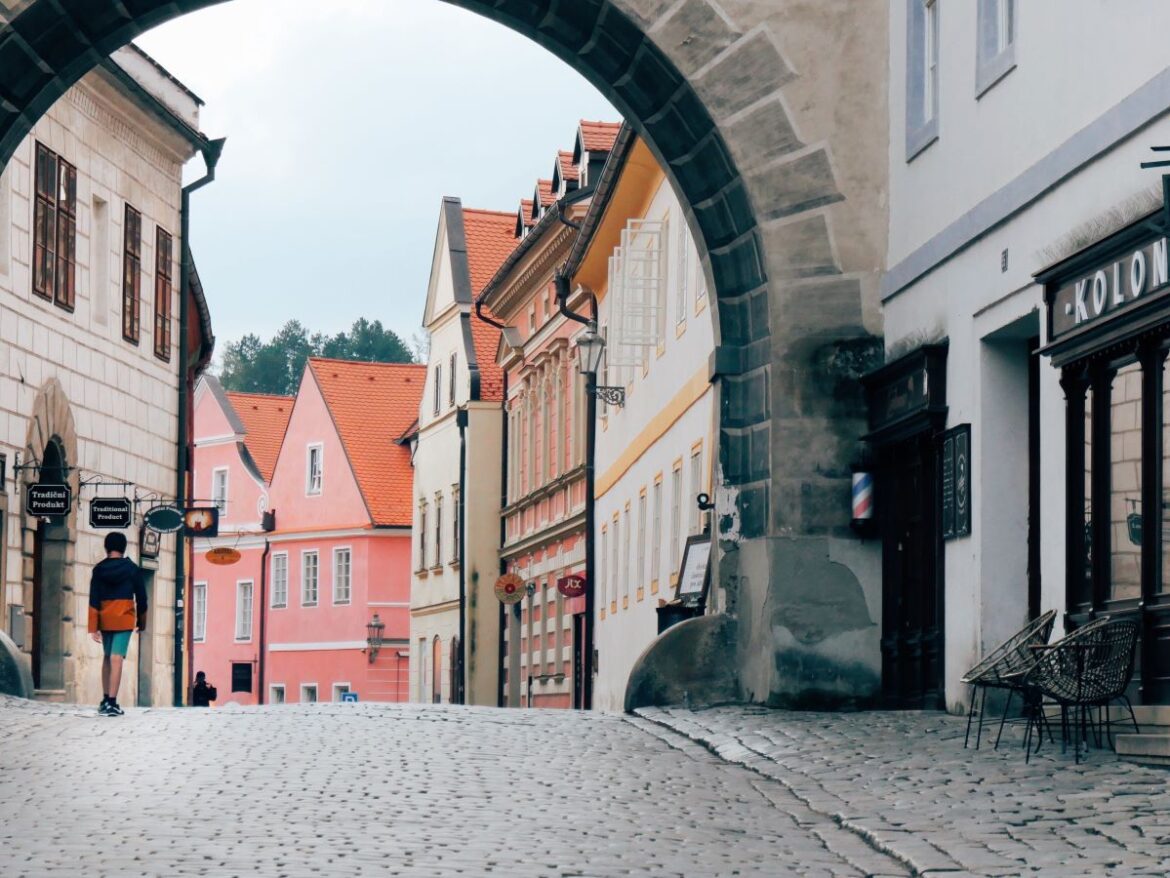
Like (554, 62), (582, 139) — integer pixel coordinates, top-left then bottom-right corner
(31, 438), (69, 693)
(878, 433), (944, 709)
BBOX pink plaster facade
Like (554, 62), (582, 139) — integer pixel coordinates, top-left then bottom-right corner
(191, 364), (416, 706)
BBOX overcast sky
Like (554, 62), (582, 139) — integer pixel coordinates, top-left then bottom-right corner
(134, 0), (617, 357)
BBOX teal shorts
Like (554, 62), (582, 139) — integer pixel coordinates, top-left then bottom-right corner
(102, 630), (132, 657)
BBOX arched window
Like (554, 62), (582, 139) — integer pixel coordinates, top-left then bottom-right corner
(431, 635), (442, 704)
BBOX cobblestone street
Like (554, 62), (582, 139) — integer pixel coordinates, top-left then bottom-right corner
(2, 697), (1170, 877)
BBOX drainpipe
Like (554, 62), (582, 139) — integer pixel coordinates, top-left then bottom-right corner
(496, 372), (509, 708)
(456, 408), (468, 705)
(554, 272), (596, 710)
(174, 137), (225, 707)
(257, 537), (270, 705)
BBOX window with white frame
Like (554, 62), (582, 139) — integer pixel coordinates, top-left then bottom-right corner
(670, 464), (683, 576)
(235, 580), (254, 642)
(906, 0), (940, 160)
(302, 551), (319, 606)
(301, 683), (318, 703)
(448, 353), (457, 406)
(270, 684), (285, 704)
(600, 526), (609, 609)
(433, 494), (443, 568)
(417, 501), (427, 570)
(332, 682), (351, 702)
(976, 0), (1015, 96)
(271, 553), (288, 608)
(306, 444), (323, 495)
(451, 484), (461, 563)
(652, 479), (663, 587)
(689, 447), (704, 535)
(433, 363), (442, 416)
(637, 493), (647, 590)
(622, 506), (631, 601)
(675, 212), (689, 327)
(212, 468), (228, 517)
(192, 582), (207, 642)
(333, 548), (351, 604)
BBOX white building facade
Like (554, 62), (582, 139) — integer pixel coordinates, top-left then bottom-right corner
(574, 132), (716, 713)
(0, 46), (210, 705)
(879, 0), (1170, 711)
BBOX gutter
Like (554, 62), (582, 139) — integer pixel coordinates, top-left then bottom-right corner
(456, 408), (468, 705)
(174, 137), (225, 707)
(497, 371), (509, 708)
(257, 539), (270, 704)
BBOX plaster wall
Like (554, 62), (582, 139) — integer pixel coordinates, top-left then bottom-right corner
(0, 66), (198, 705)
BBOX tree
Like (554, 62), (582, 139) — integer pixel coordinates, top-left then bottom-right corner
(218, 318), (415, 395)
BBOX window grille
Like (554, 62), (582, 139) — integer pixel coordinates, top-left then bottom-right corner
(607, 219), (666, 382)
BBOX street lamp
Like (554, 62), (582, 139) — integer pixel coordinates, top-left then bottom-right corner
(366, 613), (385, 663)
(575, 322), (625, 407)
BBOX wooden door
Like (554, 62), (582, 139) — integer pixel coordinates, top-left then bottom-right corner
(879, 434), (944, 708)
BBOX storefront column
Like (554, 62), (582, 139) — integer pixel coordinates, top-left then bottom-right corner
(1060, 366), (1090, 618)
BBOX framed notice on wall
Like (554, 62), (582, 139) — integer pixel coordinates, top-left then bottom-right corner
(674, 534), (712, 608)
(941, 424), (971, 540)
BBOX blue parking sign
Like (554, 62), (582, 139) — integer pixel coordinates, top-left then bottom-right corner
(340, 692), (359, 703)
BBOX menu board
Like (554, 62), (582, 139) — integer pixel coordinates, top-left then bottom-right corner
(941, 424), (971, 541)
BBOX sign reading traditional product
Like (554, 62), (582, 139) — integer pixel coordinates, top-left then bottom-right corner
(89, 497), (133, 529)
(675, 535), (712, 606)
(1048, 235), (1169, 342)
(205, 547), (242, 566)
(941, 424), (971, 540)
(556, 574), (586, 598)
(144, 504), (184, 533)
(25, 484), (71, 517)
(494, 572), (526, 604)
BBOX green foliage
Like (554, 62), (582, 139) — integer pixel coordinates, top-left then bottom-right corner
(218, 318), (415, 395)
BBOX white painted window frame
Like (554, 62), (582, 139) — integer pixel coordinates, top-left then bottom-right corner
(332, 682), (351, 702)
(270, 552), (288, 609)
(906, 0), (940, 161)
(269, 684), (285, 704)
(332, 546), (352, 605)
(234, 579), (254, 642)
(300, 683), (318, 704)
(211, 467), (229, 517)
(192, 581), (207, 642)
(306, 443), (323, 496)
(976, 0), (1016, 97)
(301, 550), (319, 607)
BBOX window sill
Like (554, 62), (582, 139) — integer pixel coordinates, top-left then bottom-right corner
(976, 48), (1016, 99)
(270, 604), (287, 610)
(233, 638), (252, 644)
(636, 587), (645, 602)
(428, 566), (444, 575)
(301, 602), (318, 608)
(675, 320), (687, 339)
(332, 600), (351, 607)
(650, 580), (659, 595)
(448, 559), (461, 570)
(905, 117), (939, 163)
(415, 568), (429, 578)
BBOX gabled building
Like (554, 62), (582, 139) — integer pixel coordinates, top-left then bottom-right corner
(479, 120), (620, 709)
(191, 358), (423, 705)
(409, 199), (513, 705)
(190, 377), (291, 703)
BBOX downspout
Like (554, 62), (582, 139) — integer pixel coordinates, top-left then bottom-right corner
(174, 137), (225, 707)
(456, 408), (468, 705)
(554, 272), (597, 710)
(257, 538), (270, 705)
(497, 372), (509, 707)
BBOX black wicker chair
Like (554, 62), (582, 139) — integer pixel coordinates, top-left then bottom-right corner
(960, 609), (1056, 750)
(1021, 616), (1140, 763)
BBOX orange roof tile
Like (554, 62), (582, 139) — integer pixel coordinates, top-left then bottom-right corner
(519, 199), (535, 229)
(461, 208), (516, 401)
(535, 179), (555, 209)
(224, 391), (293, 482)
(579, 120), (621, 153)
(309, 359), (426, 527)
(556, 150), (580, 183)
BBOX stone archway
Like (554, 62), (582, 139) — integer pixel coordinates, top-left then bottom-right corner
(20, 378), (80, 697)
(0, 0), (889, 706)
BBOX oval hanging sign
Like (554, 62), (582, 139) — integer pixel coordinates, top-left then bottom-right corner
(556, 574), (586, 599)
(144, 505), (184, 533)
(494, 572), (526, 605)
(205, 547), (242, 566)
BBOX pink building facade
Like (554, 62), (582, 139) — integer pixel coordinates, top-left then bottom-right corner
(191, 359), (423, 704)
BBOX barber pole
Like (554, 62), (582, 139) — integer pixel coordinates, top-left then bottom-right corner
(852, 471), (874, 522)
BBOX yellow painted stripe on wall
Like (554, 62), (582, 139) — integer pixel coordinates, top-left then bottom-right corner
(595, 366), (713, 498)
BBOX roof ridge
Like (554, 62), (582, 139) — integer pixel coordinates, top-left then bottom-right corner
(463, 207), (516, 218)
(308, 356), (425, 369)
(225, 390), (293, 401)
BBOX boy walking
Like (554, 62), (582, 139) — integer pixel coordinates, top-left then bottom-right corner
(88, 532), (147, 716)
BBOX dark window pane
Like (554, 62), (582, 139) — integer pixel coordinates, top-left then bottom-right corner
(1110, 361), (1142, 602)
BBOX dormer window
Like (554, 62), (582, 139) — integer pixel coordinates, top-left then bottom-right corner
(306, 444), (323, 495)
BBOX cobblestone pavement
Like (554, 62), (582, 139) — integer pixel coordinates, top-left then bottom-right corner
(0, 695), (910, 878)
(638, 705), (1170, 877)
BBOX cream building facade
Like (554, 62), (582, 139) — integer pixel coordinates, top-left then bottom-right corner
(572, 131), (716, 712)
(0, 45), (211, 705)
(409, 198), (509, 705)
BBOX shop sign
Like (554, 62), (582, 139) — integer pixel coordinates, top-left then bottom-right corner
(941, 424), (971, 540)
(205, 547), (242, 566)
(184, 507), (219, 538)
(1049, 236), (1169, 342)
(556, 574), (586, 598)
(675, 535), (713, 607)
(144, 504), (184, 533)
(89, 497), (132, 529)
(494, 572), (526, 605)
(26, 484), (71, 517)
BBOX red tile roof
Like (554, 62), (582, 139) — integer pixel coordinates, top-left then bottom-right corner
(557, 150), (580, 183)
(535, 179), (555, 209)
(224, 391), (293, 482)
(519, 199), (535, 230)
(461, 208), (515, 401)
(579, 120), (622, 153)
(308, 358), (426, 527)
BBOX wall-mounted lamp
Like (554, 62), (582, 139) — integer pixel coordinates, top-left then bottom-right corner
(366, 613), (385, 663)
(574, 322), (625, 408)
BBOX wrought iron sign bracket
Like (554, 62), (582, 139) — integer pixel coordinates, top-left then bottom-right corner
(594, 386), (626, 407)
